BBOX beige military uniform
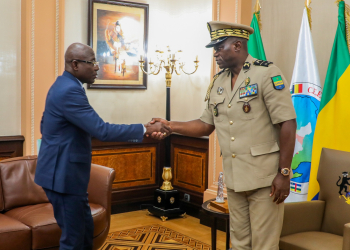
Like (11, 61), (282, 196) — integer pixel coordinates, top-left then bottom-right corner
(200, 55), (296, 250)
(201, 54), (296, 191)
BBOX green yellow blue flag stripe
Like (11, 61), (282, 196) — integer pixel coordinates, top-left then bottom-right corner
(308, 0), (350, 200)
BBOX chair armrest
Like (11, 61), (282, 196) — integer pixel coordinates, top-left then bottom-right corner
(343, 223), (350, 250)
(87, 164), (116, 210)
(280, 200), (325, 237)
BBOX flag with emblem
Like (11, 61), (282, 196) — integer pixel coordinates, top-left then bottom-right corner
(247, 0), (266, 60)
(308, 0), (350, 201)
(286, 1), (322, 203)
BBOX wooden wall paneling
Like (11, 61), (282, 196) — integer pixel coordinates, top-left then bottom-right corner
(91, 137), (165, 205)
(171, 135), (209, 207)
(0, 136), (25, 161)
(92, 147), (157, 189)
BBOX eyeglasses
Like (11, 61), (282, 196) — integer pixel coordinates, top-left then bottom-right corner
(72, 59), (99, 66)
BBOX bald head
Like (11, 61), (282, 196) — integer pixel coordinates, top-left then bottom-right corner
(64, 43), (98, 84)
(65, 43), (94, 69)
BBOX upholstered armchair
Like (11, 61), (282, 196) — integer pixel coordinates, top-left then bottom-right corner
(280, 148), (350, 250)
(0, 156), (115, 250)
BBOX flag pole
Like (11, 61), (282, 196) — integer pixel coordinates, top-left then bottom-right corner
(305, 0), (312, 30)
(254, 0), (262, 30)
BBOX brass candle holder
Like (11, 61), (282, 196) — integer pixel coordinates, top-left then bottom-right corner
(160, 167), (173, 191)
(139, 46), (199, 88)
(139, 46), (197, 221)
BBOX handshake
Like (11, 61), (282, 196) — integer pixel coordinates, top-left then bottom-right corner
(144, 118), (171, 140)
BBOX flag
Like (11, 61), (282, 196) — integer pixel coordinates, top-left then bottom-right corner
(308, 0), (350, 200)
(286, 3), (322, 203)
(248, 0), (266, 60)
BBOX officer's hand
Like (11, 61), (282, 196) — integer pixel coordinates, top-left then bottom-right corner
(270, 174), (290, 204)
(149, 118), (171, 138)
(144, 121), (171, 140)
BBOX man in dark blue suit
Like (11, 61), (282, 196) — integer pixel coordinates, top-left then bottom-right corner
(35, 43), (170, 250)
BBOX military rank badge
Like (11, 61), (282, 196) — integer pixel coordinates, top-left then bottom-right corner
(239, 83), (258, 98)
(217, 87), (224, 95)
(271, 75), (285, 90)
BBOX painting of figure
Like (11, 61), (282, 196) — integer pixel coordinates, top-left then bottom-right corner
(89, 1), (148, 89)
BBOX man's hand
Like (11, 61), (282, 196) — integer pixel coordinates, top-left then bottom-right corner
(270, 173), (290, 204)
(150, 118), (170, 126)
(144, 121), (171, 140)
(148, 118), (171, 140)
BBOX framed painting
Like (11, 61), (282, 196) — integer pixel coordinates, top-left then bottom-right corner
(88, 0), (149, 89)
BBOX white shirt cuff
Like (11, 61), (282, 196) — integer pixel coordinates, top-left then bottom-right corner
(143, 124), (146, 135)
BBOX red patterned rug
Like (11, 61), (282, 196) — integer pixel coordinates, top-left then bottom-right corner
(99, 224), (214, 250)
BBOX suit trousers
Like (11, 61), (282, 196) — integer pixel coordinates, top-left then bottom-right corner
(43, 188), (94, 250)
(227, 187), (284, 250)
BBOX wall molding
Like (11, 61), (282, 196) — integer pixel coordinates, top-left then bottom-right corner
(235, 0), (238, 23)
(30, 0), (35, 155)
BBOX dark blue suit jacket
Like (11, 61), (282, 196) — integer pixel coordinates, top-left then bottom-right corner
(35, 71), (144, 195)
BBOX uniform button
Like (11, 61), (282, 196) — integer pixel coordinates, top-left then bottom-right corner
(232, 154), (236, 158)
(230, 121), (233, 125)
(245, 98), (248, 101)
(231, 137), (235, 141)
(228, 104), (231, 108)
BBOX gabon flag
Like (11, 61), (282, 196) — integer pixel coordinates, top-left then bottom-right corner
(308, 0), (350, 200)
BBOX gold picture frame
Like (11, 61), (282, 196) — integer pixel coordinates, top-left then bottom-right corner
(88, 0), (149, 89)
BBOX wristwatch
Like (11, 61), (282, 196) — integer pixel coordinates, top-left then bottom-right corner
(279, 168), (291, 177)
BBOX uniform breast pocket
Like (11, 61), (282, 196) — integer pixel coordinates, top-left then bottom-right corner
(236, 95), (258, 120)
(209, 97), (225, 122)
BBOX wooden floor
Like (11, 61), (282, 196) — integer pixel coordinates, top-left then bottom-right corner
(109, 210), (228, 250)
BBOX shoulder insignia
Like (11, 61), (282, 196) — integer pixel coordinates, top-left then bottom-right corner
(204, 69), (226, 102)
(254, 59), (273, 67)
(243, 62), (251, 70)
(271, 75), (285, 90)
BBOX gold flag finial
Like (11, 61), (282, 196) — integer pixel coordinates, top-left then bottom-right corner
(254, 0), (261, 13)
(336, 0), (350, 51)
(254, 0), (262, 30)
(305, 0), (312, 30)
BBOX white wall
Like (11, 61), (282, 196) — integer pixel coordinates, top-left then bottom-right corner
(0, 0), (21, 135)
(258, 0), (338, 87)
(65, 0), (213, 125)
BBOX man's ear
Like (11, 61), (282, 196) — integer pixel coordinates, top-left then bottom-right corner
(234, 41), (242, 51)
(71, 61), (79, 71)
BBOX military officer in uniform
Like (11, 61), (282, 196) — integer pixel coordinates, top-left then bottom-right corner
(151, 21), (296, 250)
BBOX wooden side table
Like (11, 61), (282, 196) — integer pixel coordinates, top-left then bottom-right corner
(202, 198), (230, 250)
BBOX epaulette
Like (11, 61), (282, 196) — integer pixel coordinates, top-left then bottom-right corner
(204, 69), (227, 102)
(254, 59), (273, 67)
(243, 62), (251, 70)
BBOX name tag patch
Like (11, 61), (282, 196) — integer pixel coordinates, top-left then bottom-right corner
(239, 84), (258, 98)
(271, 75), (285, 90)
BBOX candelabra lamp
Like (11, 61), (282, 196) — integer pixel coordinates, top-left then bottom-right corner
(139, 47), (199, 221)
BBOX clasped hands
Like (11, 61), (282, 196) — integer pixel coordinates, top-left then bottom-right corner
(144, 118), (171, 140)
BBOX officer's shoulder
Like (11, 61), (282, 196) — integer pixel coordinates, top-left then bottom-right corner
(253, 60), (281, 75)
(213, 68), (229, 78)
(253, 59), (274, 68)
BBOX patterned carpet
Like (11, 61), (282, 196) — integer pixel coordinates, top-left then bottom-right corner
(100, 224), (213, 250)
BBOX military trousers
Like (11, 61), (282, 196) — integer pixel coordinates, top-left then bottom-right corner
(227, 186), (284, 250)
